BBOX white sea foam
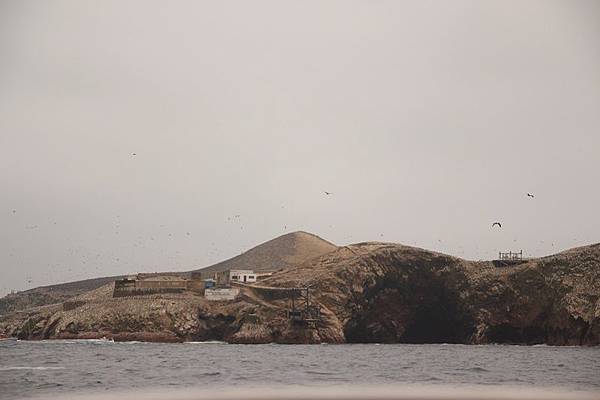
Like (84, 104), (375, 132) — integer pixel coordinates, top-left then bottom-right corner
(33, 385), (600, 400)
(17, 338), (115, 344)
(0, 366), (66, 371)
(184, 340), (226, 344)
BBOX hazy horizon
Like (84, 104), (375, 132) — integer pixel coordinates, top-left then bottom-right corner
(2, 0), (599, 296)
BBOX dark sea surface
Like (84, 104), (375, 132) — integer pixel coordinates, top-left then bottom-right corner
(0, 340), (599, 400)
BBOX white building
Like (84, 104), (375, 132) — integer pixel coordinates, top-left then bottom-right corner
(216, 269), (256, 286)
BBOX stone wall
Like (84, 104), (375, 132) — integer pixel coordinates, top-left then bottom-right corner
(113, 288), (186, 297)
(205, 288), (239, 301)
(113, 278), (188, 297)
(136, 280), (187, 289)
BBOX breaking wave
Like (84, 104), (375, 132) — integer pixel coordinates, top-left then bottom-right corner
(184, 341), (226, 344)
(0, 366), (66, 371)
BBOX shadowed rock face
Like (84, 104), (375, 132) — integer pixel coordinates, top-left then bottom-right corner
(1, 240), (599, 345)
(343, 270), (474, 343)
(262, 242), (600, 345)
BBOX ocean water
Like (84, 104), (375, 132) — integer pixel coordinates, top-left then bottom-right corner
(0, 340), (599, 400)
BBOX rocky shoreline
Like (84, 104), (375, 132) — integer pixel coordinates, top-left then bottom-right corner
(1, 242), (599, 345)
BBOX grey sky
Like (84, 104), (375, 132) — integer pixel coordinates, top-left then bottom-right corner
(1, 0), (599, 296)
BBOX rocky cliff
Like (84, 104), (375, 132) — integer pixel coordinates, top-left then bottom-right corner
(1, 240), (598, 345)
(262, 242), (600, 345)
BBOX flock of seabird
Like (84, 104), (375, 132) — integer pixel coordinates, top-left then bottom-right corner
(5, 165), (541, 294)
(491, 193), (535, 229)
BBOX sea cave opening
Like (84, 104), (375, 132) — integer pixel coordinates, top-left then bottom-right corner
(399, 286), (473, 344)
(344, 271), (474, 344)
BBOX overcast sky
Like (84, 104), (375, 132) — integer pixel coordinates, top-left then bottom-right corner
(1, 0), (599, 296)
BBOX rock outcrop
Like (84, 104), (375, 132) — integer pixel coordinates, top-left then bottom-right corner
(1, 239), (598, 345)
(263, 242), (600, 345)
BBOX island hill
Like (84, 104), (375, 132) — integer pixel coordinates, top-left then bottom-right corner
(1, 231), (599, 345)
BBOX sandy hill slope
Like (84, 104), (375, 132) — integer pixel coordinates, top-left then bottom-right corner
(0, 276), (124, 316)
(0, 231), (336, 316)
(192, 231), (337, 274)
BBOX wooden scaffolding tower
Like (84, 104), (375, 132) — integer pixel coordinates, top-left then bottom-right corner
(286, 286), (321, 329)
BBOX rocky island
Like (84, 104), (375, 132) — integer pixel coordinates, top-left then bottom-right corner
(1, 231), (598, 345)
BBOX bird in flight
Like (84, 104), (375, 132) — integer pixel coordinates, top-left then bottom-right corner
(132, 153), (137, 156)
(527, 193), (535, 198)
(492, 222), (502, 228)
(324, 191), (333, 195)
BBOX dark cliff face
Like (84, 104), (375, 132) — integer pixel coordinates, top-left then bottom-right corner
(466, 244), (600, 345)
(2, 242), (599, 345)
(343, 269), (474, 343)
(261, 244), (474, 344)
(264, 242), (600, 345)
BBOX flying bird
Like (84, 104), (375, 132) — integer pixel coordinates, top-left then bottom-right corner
(492, 222), (502, 228)
(132, 153), (137, 156)
(324, 191), (333, 196)
(527, 193), (535, 198)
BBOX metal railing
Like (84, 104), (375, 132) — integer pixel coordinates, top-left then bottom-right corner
(498, 250), (523, 261)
